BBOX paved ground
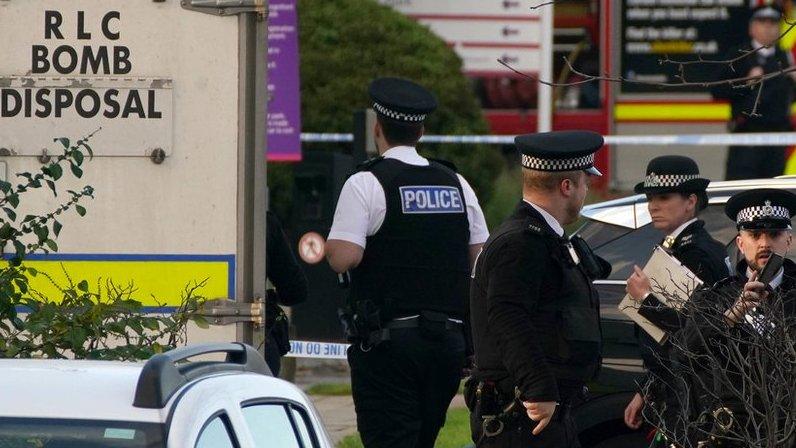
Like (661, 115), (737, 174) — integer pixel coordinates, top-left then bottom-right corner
(309, 391), (467, 445)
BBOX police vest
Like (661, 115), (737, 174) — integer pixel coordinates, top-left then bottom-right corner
(350, 158), (471, 321)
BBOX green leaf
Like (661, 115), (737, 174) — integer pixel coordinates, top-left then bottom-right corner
(13, 278), (27, 294)
(54, 138), (70, 149)
(34, 226), (48, 243)
(22, 215), (37, 223)
(13, 240), (25, 258)
(73, 151), (84, 166)
(45, 180), (57, 196)
(7, 194), (19, 208)
(78, 140), (94, 159)
(53, 220), (62, 237)
(44, 239), (58, 252)
(2, 207), (16, 221)
(0, 180), (11, 193)
(0, 223), (12, 240)
(75, 205), (86, 217)
(193, 315), (210, 329)
(25, 267), (38, 277)
(49, 163), (63, 180)
(70, 163), (83, 178)
(77, 280), (89, 292)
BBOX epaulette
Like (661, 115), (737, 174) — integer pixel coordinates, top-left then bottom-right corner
(525, 223), (544, 235)
(428, 158), (458, 172)
(678, 233), (695, 247)
(356, 156), (385, 171)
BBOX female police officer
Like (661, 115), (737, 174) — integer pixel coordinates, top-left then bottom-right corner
(623, 156), (728, 446)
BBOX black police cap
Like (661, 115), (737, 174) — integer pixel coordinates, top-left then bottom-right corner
(634, 155), (710, 195)
(515, 130), (604, 176)
(369, 77), (437, 123)
(725, 188), (796, 230)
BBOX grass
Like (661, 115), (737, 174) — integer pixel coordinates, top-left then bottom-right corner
(306, 382), (353, 396)
(337, 407), (473, 448)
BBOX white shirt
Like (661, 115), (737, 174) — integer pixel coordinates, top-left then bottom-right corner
(523, 199), (564, 237)
(668, 218), (698, 241)
(328, 146), (490, 249)
(752, 39), (775, 58)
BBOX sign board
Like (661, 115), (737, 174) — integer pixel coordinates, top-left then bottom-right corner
(620, 0), (750, 93)
(380, 0), (543, 76)
(267, 0), (302, 162)
(0, 6), (175, 156)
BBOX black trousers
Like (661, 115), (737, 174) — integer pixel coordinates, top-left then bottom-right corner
(265, 331), (281, 377)
(348, 327), (465, 448)
(470, 401), (580, 448)
(725, 144), (787, 180)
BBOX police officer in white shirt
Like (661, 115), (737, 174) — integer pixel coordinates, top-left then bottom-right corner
(325, 77), (488, 448)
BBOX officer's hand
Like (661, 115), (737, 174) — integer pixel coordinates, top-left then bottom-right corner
(626, 266), (651, 301)
(624, 392), (644, 429)
(747, 66), (764, 84)
(523, 401), (557, 435)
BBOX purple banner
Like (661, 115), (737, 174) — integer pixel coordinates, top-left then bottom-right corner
(267, 0), (302, 162)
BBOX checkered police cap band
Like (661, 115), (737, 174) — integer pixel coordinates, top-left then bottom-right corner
(737, 201), (791, 224)
(643, 173), (699, 188)
(521, 153), (595, 171)
(373, 102), (427, 123)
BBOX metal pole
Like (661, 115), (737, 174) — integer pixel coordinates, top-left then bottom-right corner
(537, 3), (554, 133)
(236, 6), (269, 352)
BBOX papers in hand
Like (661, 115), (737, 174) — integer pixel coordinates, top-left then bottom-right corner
(618, 246), (703, 344)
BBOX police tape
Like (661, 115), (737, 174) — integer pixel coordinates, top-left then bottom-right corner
(301, 132), (796, 146)
(285, 340), (351, 359)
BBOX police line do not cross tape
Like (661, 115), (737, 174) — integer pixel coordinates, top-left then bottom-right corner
(285, 340), (351, 359)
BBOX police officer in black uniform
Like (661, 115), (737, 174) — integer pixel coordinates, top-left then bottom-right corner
(711, 3), (796, 180)
(325, 77), (489, 448)
(679, 188), (796, 446)
(622, 156), (729, 446)
(264, 210), (308, 376)
(467, 131), (608, 448)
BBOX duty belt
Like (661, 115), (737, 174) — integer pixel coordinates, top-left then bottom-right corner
(362, 315), (463, 351)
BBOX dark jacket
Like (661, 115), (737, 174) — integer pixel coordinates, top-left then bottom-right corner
(266, 211), (308, 307)
(711, 41), (795, 131)
(677, 258), (796, 444)
(470, 201), (602, 403)
(638, 220), (729, 407)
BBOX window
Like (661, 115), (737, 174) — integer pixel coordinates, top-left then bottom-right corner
(195, 415), (236, 448)
(242, 404), (303, 448)
(0, 418), (165, 448)
(290, 406), (317, 448)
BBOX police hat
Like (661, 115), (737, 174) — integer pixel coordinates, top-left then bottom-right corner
(634, 156), (710, 195)
(725, 188), (796, 230)
(369, 77), (437, 123)
(515, 130), (604, 176)
(751, 3), (783, 21)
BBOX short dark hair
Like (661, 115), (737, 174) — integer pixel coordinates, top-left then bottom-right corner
(679, 191), (707, 215)
(378, 116), (424, 146)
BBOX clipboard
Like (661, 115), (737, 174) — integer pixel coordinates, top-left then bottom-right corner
(618, 246), (703, 344)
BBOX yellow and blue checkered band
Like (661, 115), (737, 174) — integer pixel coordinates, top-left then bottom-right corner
(520, 153), (595, 172)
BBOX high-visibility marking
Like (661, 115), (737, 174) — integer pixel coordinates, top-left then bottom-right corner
(6, 254), (234, 307)
(286, 340), (350, 359)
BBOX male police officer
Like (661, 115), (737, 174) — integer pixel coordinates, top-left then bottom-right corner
(467, 131), (606, 448)
(325, 77), (489, 448)
(711, 3), (795, 180)
(622, 156), (729, 445)
(679, 188), (796, 446)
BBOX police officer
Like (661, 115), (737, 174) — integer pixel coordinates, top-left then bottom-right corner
(711, 3), (795, 180)
(679, 188), (796, 446)
(467, 131), (606, 448)
(264, 210), (308, 376)
(325, 77), (489, 448)
(622, 156), (729, 445)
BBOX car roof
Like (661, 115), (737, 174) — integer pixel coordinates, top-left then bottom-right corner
(0, 357), (304, 424)
(582, 178), (796, 228)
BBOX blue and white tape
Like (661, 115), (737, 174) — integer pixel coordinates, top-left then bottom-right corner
(286, 340), (350, 359)
(301, 132), (796, 146)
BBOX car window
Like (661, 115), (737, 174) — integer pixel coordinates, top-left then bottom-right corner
(290, 406), (317, 448)
(242, 404), (301, 448)
(0, 418), (165, 448)
(195, 415), (237, 448)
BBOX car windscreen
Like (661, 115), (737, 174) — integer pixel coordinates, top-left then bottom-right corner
(579, 204), (740, 280)
(0, 418), (165, 448)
